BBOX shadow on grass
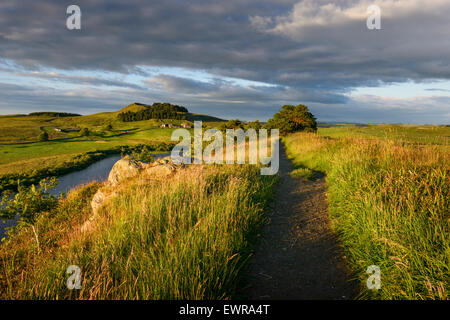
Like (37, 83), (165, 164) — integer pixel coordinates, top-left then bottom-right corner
(289, 166), (325, 181)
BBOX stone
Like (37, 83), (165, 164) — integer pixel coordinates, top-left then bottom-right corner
(107, 157), (142, 186)
(91, 189), (116, 216)
(145, 164), (176, 177)
(81, 156), (185, 233)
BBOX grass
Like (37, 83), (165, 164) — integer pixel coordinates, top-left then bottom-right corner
(289, 167), (316, 180)
(0, 112), (195, 192)
(0, 163), (278, 299)
(319, 124), (449, 145)
(283, 129), (449, 300)
(0, 109), (227, 189)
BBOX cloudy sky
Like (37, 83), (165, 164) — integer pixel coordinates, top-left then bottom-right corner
(0, 0), (449, 123)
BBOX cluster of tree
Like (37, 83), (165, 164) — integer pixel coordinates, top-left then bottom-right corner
(214, 105), (316, 135)
(29, 112), (81, 117)
(218, 119), (263, 131)
(118, 103), (189, 122)
(265, 104), (317, 135)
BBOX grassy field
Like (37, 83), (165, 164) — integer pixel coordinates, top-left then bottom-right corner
(0, 107), (216, 191)
(0, 110), (448, 300)
(319, 125), (449, 145)
(284, 126), (449, 299)
(0, 105), (226, 179)
(0, 164), (278, 299)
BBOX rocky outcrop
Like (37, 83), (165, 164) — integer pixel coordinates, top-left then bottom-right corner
(107, 157), (143, 187)
(91, 189), (117, 216)
(81, 155), (185, 233)
(143, 157), (182, 178)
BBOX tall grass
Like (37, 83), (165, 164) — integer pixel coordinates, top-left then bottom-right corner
(284, 133), (449, 299)
(0, 164), (277, 299)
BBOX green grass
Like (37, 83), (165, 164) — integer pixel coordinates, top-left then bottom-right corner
(0, 110), (226, 181)
(0, 115), (186, 190)
(284, 130), (449, 300)
(289, 167), (316, 180)
(318, 125), (449, 145)
(0, 164), (278, 299)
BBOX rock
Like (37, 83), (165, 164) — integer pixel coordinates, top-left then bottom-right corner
(107, 157), (142, 186)
(145, 164), (176, 177)
(81, 156), (185, 233)
(91, 189), (116, 216)
(145, 156), (171, 167)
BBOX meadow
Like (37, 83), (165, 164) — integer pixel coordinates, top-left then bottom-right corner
(0, 109), (448, 301)
(0, 111), (191, 192)
(0, 164), (278, 299)
(284, 125), (449, 299)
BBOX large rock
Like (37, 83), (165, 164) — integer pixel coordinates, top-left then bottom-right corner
(143, 156), (184, 178)
(145, 164), (176, 177)
(81, 156), (185, 233)
(107, 157), (143, 186)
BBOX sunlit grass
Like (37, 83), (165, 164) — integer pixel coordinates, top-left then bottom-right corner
(0, 164), (278, 299)
(284, 132), (449, 299)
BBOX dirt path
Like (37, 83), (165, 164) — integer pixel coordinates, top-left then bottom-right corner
(244, 143), (357, 300)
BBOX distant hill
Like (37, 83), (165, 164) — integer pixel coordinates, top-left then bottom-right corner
(116, 103), (150, 114)
(185, 113), (225, 122)
(117, 102), (224, 122)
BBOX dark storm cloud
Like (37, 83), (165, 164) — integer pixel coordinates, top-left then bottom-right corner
(1, 0), (449, 87)
(0, 0), (449, 122)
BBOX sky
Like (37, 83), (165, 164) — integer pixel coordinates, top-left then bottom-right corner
(0, 0), (449, 124)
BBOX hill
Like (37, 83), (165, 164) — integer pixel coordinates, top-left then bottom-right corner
(116, 102), (224, 122)
(115, 103), (149, 114)
(0, 103), (225, 144)
(0, 103), (227, 191)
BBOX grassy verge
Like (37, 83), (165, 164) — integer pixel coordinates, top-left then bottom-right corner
(283, 132), (449, 299)
(0, 164), (278, 299)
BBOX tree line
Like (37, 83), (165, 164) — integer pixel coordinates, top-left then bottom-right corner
(118, 103), (189, 122)
(29, 112), (81, 117)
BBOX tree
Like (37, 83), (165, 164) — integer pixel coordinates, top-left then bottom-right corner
(105, 124), (113, 131)
(38, 131), (49, 142)
(246, 120), (262, 130)
(225, 119), (244, 129)
(265, 104), (317, 135)
(0, 177), (59, 252)
(80, 128), (90, 137)
(117, 102), (189, 122)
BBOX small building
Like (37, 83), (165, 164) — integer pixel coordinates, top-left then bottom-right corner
(160, 123), (168, 128)
(181, 123), (192, 129)
(54, 128), (63, 132)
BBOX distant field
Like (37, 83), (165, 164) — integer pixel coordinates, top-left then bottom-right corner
(0, 110), (204, 177)
(318, 125), (449, 145)
(0, 128), (174, 175)
(0, 113), (178, 144)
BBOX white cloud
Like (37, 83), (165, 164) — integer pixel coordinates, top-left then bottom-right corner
(254, 0), (450, 38)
